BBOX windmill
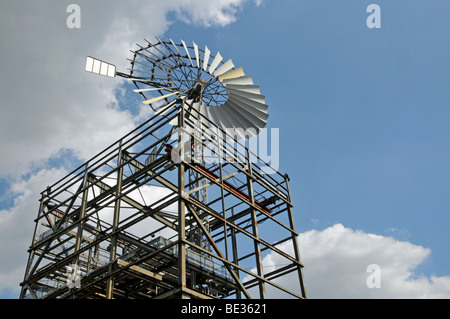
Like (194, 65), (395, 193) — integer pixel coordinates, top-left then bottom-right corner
(86, 38), (269, 253)
(20, 38), (306, 299)
(85, 38), (268, 137)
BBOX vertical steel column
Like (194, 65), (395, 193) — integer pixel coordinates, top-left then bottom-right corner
(106, 142), (124, 299)
(19, 196), (46, 299)
(245, 150), (266, 298)
(230, 207), (241, 299)
(284, 174), (307, 298)
(74, 166), (90, 266)
(21, 173), (87, 297)
(219, 156), (229, 261)
(178, 101), (188, 298)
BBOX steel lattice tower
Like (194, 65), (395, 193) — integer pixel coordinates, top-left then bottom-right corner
(19, 38), (306, 299)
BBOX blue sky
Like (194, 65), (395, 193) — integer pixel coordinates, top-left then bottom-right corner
(0, 0), (449, 298)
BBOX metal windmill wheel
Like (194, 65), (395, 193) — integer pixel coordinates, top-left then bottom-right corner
(86, 37), (269, 140)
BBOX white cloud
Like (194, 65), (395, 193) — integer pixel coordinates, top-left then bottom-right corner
(167, 0), (246, 27)
(259, 224), (450, 298)
(0, 167), (69, 294)
(254, 0), (264, 7)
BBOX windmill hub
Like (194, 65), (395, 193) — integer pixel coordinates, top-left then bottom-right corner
(187, 82), (204, 102)
(197, 78), (207, 87)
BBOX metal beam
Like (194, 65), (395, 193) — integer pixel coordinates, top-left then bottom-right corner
(185, 203), (251, 299)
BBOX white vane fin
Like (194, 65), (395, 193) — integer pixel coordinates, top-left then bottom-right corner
(222, 84), (261, 95)
(198, 103), (210, 127)
(203, 46), (211, 72)
(205, 107), (220, 130)
(226, 99), (267, 129)
(228, 95), (268, 122)
(214, 59), (234, 77)
(222, 76), (254, 86)
(133, 87), (176, 93)
(209, 52), (223, 75)
(181, 40), (193, 66)
(227, 88), (265, 104)
(218, 67), (245, 82)
(220, 104), (250, 140)
(169, 38), (183, 57)
(222, 103), (259, 137)
(215, 106), (234, 135)
(169, 117), (178, 126)
(142, 92), (179, 105)
(193, 42), (201, 69)
(228, 92), (268, 113)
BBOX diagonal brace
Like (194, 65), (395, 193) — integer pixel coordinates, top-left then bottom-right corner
(185, 203), (251, 299)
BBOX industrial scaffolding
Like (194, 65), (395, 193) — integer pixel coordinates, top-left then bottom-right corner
(19, 99), (306, 299)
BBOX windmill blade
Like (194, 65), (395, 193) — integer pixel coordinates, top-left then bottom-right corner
(213, 106), (232, 134)
(132, 52), (171, 74)
(226, 99), (267, 129)
(198, 103), (211, 128)
(154, 36), (178, 64)
(211, 107), (233, 140)
(130, 56), (172, 75)
(136, 43), (174, 71)
(223, 84), (261, 95)
(142, 91), (179, 105)
(219, 105), (250, 140)
(127, 78), (174, 86)
(133, 87), (176, 93)
(157, 37), (185, 66)
(184, 100), (202, 124)
(205, 107), (222, 132)
(193, 42), (201, 69)
(222, 76), (254, 86)
(209, 52), (223, 75)
(181, 40), (194, 66)
(214, 59), (234, 77)
(227, 88), (265, 104)
(124, 77), (154, 82)
(192, 101), (201, 114)
(229, 94), (268, 113)
(145, 38), (177, 69)
(203, 46), (211, 72)
(169, 38), (183, 58)
(202, 106), (226, 140)
(218, 67), (245, 82)
(228, 94), (269, 120)
(222, 102), (257, 134)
